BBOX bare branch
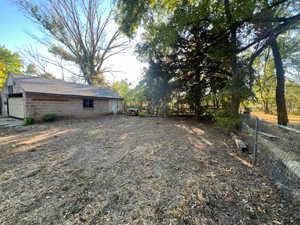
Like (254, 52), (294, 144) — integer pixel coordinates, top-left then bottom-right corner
(16, 0), (129, 85)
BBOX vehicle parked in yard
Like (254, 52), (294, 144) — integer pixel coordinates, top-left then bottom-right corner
(127, 107), (139, 116)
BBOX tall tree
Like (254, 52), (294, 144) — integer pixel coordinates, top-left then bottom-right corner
(0, 46), (22, 89)
(17, 0), (128, 86)
(117, 0), (300, 125)
(253, 0), (300, 124)
(269, 37), (288, 124)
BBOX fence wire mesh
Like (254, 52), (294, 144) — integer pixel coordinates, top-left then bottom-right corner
(243, 114), (300, 161)
(241, 113), (300, 201)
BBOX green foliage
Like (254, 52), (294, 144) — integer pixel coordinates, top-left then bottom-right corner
(48, 45), (77, 62)
(138, 111), (145, 117)
(25, 64), (38, 76)
(24, 64), (57, 79)
(23, 117), (35, 125)
(112, 80), (147, 108)
(252, 45), (300, 115)
(112, 80), (132, 100)
(215, 110), (241, 131)
(42, 114), (58, 122)
(0, 46), (23, 89)
(142, 60), (170, 109)
(39, 72), (56, 79)
(117, 0), (300, 118)
(199, 109), (215, 121)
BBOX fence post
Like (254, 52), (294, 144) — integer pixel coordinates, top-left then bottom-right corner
(253, 117), (259, 165)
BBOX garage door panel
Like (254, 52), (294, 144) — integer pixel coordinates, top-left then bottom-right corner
(8, 97), (25, 119)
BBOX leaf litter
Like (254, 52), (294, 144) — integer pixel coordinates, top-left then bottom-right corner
(0, 115), (299, 225)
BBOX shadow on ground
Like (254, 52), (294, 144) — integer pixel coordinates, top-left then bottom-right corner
(0, 115), (299, 225)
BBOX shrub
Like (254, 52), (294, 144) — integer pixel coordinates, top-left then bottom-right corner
(138, 111), (145, 117)
(43, 114), (58, 122)
(215, 109), (241, 131)
(199, 109), (215, 121)
(23, 117), (35, 125)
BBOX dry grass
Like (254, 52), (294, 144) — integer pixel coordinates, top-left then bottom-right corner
(251, 111), (300, 125)
(0, 116), (298, 225)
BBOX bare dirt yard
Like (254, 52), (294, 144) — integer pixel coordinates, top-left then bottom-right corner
(0, 115), (299, 225)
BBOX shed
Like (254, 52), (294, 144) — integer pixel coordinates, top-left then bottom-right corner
(1, 73), (123, 119)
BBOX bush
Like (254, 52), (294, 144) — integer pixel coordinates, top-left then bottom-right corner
(23, 117), (35, 125)
(138, 111), (145, 117)
(42, 114), (58, 122)
(215, 109), (241, 131)
(199, 109), (215, 121)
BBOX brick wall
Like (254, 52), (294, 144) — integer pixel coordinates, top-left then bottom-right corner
(25, 93), (114, 119)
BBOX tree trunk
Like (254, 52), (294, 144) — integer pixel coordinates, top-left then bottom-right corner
(195, 101), (201, 120)
(229, 47), (242, 117)
(265, 100), (270, 114)
(263, 99), (270, 113)
(269, 38), (288, 125)
(224, 0), (242, 118)
(81, 65), (92, 85)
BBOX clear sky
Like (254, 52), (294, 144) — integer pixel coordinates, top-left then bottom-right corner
(0, 1), (36, 50)
(0, 0), (146, 85)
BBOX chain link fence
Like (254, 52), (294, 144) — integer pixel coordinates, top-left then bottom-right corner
(241, 114), (300, 202)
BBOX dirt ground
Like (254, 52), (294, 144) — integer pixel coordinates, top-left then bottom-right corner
(0, 115), (299, 225)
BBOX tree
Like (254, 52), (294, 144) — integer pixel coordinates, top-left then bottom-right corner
(269, 37), (288, 124)
(142, 60), (171, 115)
(24, 63), (57, 79)
(38, 72), (57, 79)
(251, 0), (300, 124)
(24, 63), (38, 76)
(117, 0), (300, 125)
(253, 50), (276, 113)
(17, 0), (129, 86)
(0, 46), (22, 89)
(286, 81), (300, 114)
(112, 80), (131, 99)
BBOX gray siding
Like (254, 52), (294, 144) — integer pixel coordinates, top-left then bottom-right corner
(1, 76), (25, 116)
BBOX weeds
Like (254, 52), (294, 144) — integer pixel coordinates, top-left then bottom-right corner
(43, 114), (58, 122)
(23, 117), (35, 125)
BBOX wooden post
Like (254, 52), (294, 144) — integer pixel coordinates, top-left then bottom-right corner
(253, 117), (258, 165)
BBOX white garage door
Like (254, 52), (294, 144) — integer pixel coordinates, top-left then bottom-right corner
(8, 97), (25, 119)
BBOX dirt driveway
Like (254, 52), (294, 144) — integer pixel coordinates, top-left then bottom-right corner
(0, 116), (298, 225)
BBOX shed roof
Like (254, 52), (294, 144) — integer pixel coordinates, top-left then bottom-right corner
(10, 74), (122, 99)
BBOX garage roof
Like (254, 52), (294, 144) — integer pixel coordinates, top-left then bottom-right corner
(11, 74), (122, 99)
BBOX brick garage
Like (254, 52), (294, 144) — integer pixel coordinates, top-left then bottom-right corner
(1, 74), (123, 120)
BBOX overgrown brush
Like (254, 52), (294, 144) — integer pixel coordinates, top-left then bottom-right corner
(43, 114), (58, 122)
(214, 109), (241, 131)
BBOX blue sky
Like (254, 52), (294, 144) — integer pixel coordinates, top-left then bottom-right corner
(0, 1), (38, 51)
(0, 0), (145, 84)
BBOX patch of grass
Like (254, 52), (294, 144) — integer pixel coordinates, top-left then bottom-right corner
(138, 111), (145, 117)
(43, 114), (58, 122)
(215, 110), (241, 131)
(23, 117), (35, 125)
